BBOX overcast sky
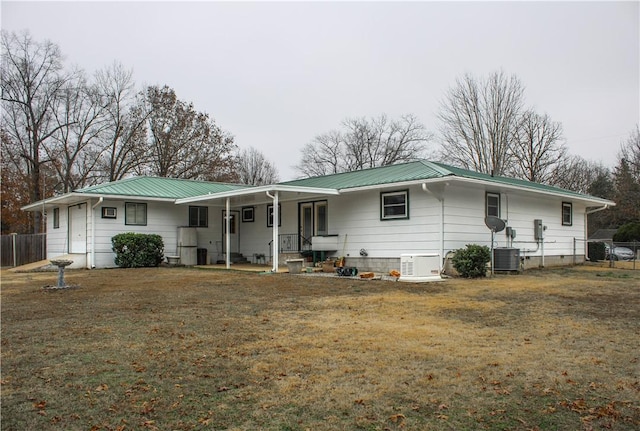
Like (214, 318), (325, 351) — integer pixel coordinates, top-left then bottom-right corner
(2, 1), (638, 181)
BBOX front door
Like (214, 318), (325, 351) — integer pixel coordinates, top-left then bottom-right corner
(69, 204), (87, 253)
(222, 210), (239, 254)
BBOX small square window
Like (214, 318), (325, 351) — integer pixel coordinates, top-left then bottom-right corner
(102, 207), (117, 219)
(562, 202), (572, 226)
(486, 193), (500, 218)
(242, 207), (255, 222)
(125, 202), (147, 226)
(381, 190), (409, 220)
(189, 206), (208, 227)
(53, 207), (60, 229)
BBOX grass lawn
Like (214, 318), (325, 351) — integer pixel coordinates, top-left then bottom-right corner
(1, 265), (638, 430)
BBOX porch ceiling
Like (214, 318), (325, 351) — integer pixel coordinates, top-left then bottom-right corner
(174, 185), (340, 207)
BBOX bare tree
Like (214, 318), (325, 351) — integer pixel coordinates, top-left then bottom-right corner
(94, 62), (148, 182)
(1, 30), (73, 232)
(235, 147), (279, 185)
(297, 130), (345, 177)
(437, 71), (524, 176)
(509, 109), (566, 184)
(549, 155), (609, 194)
(140, 85), (236, 181)
(618, 125), (640, 180)
(296, 114), (430, 177)
(46, 73), (110, 192)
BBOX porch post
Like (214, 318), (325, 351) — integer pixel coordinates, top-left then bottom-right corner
(272, 191), (279, 272)
(225, 197), (231, 269)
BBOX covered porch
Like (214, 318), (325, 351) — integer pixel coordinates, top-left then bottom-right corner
(175, 184), (340, 272)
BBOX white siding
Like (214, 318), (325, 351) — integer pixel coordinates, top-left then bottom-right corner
(47, 181), (593, 269)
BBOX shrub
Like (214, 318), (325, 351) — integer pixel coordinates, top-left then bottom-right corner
(452, 244), (491, 278)
(588, 242), (606, 261)
(111, 233), (164, 268)
(613, 221), (640, 242)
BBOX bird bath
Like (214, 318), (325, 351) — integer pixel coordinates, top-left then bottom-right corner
(50, 259), (73, 288)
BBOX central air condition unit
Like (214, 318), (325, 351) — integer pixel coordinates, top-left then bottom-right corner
(399, 253), (441, 282)
(493, 248), (520, 271)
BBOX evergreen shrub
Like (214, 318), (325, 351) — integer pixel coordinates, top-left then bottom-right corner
(452, 244), (491, 278)
(111, 233), (164, 268)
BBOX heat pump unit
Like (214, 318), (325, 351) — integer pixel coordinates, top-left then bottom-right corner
(399, 253), (441, 282)
(493, 248), (520, 271)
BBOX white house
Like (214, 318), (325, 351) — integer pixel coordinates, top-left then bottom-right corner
(23, 160), (614, 273)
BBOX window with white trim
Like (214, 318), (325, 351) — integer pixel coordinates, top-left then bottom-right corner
(486, 192), (500, 218)
(562, 202), (572, 226)
(381, 190), (409, 220)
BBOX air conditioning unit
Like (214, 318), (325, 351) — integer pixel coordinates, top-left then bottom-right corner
(493, 248), (520, 271)
(399, 253), (441, 282)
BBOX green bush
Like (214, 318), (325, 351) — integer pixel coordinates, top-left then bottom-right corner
(111, 233), (164, 268)
(452, 244), (491, 278)
(613, 221), (640, 242)
(588, 242), (606, 261)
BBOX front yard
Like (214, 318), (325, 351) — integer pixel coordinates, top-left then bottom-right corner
(1, 265), (638, 430)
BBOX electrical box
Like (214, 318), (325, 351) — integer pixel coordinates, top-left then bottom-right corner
(534, 219), (543, 240)
(506, 227), (516, 239)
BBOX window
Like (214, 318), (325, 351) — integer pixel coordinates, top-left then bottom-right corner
(562, 202), (572, 226)
(125, 202), (147, 226)
(267, 204), (281, 227)
(53, 207), (60, 229)
(315, 201), (328, 235)
(381, 190), (409, 220)
(189, 206), (208, 227)
(486, 192), (500, 218)
(242, 206), (255, 222)
(102, 207), (117, 219)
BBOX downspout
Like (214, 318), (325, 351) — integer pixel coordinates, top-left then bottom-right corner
(584, 204), (610, 260)
(422, 183), (445, 269)
(266, 190), (279, 272)
(90, 197), (103, 269)
(225, 197), (231, 269)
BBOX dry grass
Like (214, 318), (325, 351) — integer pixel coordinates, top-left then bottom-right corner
(1, 265), (638, 430)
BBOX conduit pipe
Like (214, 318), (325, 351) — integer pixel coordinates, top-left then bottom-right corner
(266, 190), (279, 272)
(90, 197), (104, 269)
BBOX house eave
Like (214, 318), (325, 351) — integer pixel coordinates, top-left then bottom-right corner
(339, 175), (614, 206)
(175, 184), (340, 205)
(22, 193), (179, 211)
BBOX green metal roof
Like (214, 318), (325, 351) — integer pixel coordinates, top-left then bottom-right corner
(77, 176), (253, 199)
(280, 161), (449, 189)
(280, 160), (609, 202)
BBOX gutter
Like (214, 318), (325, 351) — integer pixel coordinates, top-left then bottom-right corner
(583, 204), (611, 258)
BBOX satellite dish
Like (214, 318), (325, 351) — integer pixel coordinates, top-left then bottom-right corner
(485, 216), (506, 233)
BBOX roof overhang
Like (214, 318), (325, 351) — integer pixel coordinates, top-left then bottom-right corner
(438, 176), (615, 207)
(21, 193), (178, 211)
(175, 184), (340, 206)
(338, 176), (615, 207)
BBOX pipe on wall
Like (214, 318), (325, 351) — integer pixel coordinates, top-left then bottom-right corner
(422, 183), (446, 268)
(266, 190), (279, 272)
(90, 197), (104, 269)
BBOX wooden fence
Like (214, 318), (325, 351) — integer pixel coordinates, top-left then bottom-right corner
(1, 233), (46, 267)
